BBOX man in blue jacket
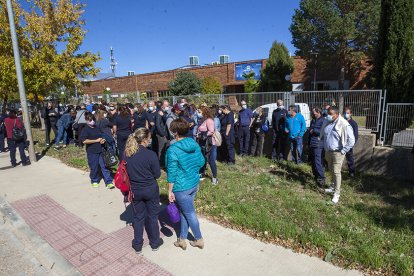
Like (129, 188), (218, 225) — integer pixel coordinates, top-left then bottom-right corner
(285, 105), (306, 164)
(237, 100), (253, 157)
(54, 110), (76, 149)
(309, 107), (325, 185)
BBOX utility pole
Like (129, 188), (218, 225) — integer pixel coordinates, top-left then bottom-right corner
(6, 0), (37, 162)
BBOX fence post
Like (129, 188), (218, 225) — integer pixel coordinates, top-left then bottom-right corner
(379, 89), (387, 146)
(339, 93), (344, 114)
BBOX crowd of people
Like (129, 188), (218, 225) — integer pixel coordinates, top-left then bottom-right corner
(0, 97), (359, 252)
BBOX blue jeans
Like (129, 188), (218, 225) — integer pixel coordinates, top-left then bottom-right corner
(55, 126), (68, 146)
(290, 137), (303, 164)
(310, 147), (325, 179)
(174, 186), (202, 240)
(8, 139), (28, 165)
(86, 152), (113, 185)
(200, 145), (217, 178)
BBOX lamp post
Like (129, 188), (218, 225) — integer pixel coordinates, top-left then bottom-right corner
(106, 87), (111, 102)
(6, 0), (36, 162)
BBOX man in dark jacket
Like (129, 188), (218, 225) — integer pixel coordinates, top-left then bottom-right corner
(155, 102), (169, 167)
(344, 107), (358, 177)
(272, 100), (288, 161)
(309, 107), (326, 186)
(42, 102), (59, 146)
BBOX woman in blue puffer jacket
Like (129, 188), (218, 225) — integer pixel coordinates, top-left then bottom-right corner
(166, 117), (205, 250)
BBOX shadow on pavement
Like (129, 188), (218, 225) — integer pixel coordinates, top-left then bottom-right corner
(119, 198), (193, 240)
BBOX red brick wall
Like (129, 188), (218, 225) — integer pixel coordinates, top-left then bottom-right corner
(82, 59), (266, 96)
(81, 57), (371, 96)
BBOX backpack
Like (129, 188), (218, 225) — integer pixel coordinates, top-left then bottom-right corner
(102, 143), (118, 168)
(213, 130), (222, 146)
(114, 160), (133, 202)
(261, 119), (270, 133)
(12, 119), (25, 142)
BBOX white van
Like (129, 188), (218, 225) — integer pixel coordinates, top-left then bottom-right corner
(258, 103), (311, 128)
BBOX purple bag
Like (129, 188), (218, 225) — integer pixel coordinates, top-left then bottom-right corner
(167, 203), (181, 223)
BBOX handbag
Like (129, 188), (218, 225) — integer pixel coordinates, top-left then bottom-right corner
(12, 119), (25, 142)
(167, 202), (181, 223)
(102, 143), (118, 168)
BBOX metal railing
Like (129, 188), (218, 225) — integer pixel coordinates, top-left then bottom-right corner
(381, 103), (414, 148)
(88, 90), (384, 132)
(293, 90), (384, 132)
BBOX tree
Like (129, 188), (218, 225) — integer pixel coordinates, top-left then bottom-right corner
(243, 71), (260, 93)
(375, 0), (414, 102)
(168, 71), (201, 96)
(0, 0), (100, 105)
(260, 41), (294, 91)
(201, 76), (222, 94)
(0, 0), (26, 106)
(23, 0), (100, 101)
(290, 0), (381, 89)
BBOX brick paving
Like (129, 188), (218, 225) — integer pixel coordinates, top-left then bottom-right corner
(12, 195), (171, 276)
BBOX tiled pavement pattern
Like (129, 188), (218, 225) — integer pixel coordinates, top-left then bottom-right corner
(12, 195), (171, 276)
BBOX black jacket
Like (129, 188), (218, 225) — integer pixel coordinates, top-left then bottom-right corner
(155, 111), (168, 137)
(272, 108), (288, 132)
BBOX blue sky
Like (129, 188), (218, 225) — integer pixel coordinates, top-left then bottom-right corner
(79, 0), (301, 76)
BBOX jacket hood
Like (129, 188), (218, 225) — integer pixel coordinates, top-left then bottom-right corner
(173, 138), (200, 153)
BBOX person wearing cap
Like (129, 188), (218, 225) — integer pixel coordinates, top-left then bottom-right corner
(237, 100), (253, 157)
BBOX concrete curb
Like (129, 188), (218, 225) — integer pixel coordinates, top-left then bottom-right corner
(0, 196), (82, 276)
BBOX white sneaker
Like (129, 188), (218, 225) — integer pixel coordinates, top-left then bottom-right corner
(324, 187), (334, 194)
(332, 193), (340, 204)
(212, 178), (219, 185)
(199, 174), (206, 181)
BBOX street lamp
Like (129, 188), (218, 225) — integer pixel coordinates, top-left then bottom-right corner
(6, 0), (36, 162)
(106, 87), (111, 102)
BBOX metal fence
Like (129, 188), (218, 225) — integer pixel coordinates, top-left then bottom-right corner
(174, 90), (383, 132)
(293, 90), (384, 132)
(381, 103), (414, 148)
(88, 90), (384, 132)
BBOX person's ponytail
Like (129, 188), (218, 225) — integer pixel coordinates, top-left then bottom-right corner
(124, 128), (150, 157)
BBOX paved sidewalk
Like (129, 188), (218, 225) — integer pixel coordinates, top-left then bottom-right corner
(0, 152), (361, 275)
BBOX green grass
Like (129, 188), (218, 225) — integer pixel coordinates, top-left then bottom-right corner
(32, 127), (89, 170)
(31, 127), (414, 275)
(352, 116), (367, 127)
